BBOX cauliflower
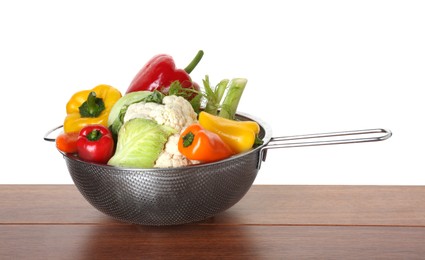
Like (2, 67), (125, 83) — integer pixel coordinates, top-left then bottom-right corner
(154, 134), (196, 168)
(124, 95), (196, 132)
(123, 95), (199, 168)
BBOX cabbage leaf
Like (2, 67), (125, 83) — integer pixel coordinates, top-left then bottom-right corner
(107, 118), (175, 168)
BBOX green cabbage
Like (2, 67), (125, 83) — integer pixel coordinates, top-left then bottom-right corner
(107, 118), (175, 168)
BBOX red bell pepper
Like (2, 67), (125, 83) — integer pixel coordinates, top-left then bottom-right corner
(77, 124), (115, 164)
(126, 50), (204, 99)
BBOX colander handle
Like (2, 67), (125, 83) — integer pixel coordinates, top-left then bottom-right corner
(43, 125), (63, 142)
(258, 128), (392, 168)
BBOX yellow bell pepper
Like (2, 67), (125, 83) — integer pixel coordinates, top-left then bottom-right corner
(64, 84), (122, 133)
(198, 111), (260, 154)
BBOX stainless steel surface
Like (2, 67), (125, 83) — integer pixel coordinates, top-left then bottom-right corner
(44, 125), (63, 142)
(257, 128), (392, 168)
(45, 113), (391, 226)
(64, 149), (260, 226)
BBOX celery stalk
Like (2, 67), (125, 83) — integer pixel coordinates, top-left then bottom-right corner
(214, 79), (229, 105)
(203, 76), (229, 115)
(218, 78), (247, 120)
(202, 76), (216, 115)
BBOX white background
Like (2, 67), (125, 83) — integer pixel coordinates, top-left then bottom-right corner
(0, 0), (424, 184)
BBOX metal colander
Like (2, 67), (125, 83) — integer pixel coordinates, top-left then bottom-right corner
(45, 112), (391, 226)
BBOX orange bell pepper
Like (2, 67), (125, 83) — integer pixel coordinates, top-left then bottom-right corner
(56, 132), (79, 154)
(178, 124), (234, 163)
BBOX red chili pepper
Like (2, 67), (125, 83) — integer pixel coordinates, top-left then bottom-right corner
(178, 124), (234, 163)
(77, 124), (115, 164)
(126, 50), (204, 99)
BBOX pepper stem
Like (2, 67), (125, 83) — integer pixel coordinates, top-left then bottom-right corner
(87, 129), (102, 141)
(182, 132), (195, 147)
(86, 92), (97, 115)
(79, 91), (105, 118)
(184, 50), (204, 74)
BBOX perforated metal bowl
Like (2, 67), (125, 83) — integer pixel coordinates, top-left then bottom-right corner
(45, 112), (391, 226)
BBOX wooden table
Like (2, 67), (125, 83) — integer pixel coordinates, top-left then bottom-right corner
(1, 185), (424, 259)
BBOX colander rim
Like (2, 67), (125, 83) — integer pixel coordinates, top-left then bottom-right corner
(60, 111), (273, 173)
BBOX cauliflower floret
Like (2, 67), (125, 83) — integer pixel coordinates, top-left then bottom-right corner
(154, 133), (199, 168)
(124, 95), (197, 132)
(123, 95), (199, 168)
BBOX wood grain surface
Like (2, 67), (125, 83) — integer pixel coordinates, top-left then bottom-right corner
(1, 185), (424, 259)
